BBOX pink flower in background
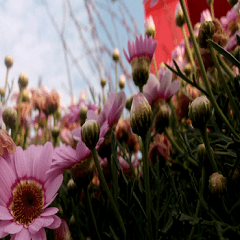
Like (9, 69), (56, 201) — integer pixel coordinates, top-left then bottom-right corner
(220, 8), (239, 30)
(200, 9), (212, 22)
(143, 68), (180, 105)
(142, 0), (159, 7)
(123, 35), (157, 64)
(0, 142), (63, 240)
(54, 219), (71, 240)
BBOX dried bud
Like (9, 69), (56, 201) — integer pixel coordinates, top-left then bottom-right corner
(209, 172), (227, 197)
(2, 107), (17, 130)
(188, 95), (213, 129)
(145, 15), (156, 38)
(175, 3), (185, 27)
(4, 55), (13, 69)
(228, 0), (238, 7)
(112, 48), (120, 62)
(198, 21), (215, 48)
(79, 103), (88, 125)
(0, 88), (5, 98)
(119, 75), (126, 90)
(18, 73), (29, 89)
(81, 120), (100, 150)
(0, 129), (16, 157)
(154, 102), (170, 134)
(125, 94), (133, 111)
(130, 93), (153, 138)
(100, 78), (107, 88)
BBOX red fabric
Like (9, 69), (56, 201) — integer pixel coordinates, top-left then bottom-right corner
(144, 0), (231, 69)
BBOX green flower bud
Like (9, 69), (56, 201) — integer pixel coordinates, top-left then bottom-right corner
(18, 73), (29, 89)
(0, 88), (5, 98)
(4, 55), (13, 69)
(100, 78), (106, 88)
(154, 102), (170, 134)
(130, 93), (153, 138)
(2, 107), (17, 130)
(188, 95), (213, 129)
(125, 94), (133, 111)
(119, 75), (126, 90)
(79, 103), (88, 126)
(183, 63), (192, 76)
(51, 126), (60, 139)
(209, 172), (227, 197)
(198, 21), (215, 48)
(81, 120), (100, 150)
(232, 46), (240, 62)
(196, 143), (207, 163)
(112, 48), (120, 62)
(67, 178), (77, 195)
(175, 4), (185, 27)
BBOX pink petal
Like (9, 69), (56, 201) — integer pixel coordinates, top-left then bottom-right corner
(28, 218), (45, 234)
(0, 220), (12, 238)
(14, 228), (31, 240)
(0, 206), (13, 220)
(4, 222), (23, 234)
(14, 146), (27, 179)
(31, 228), (46, 240)
(165, 81), (180, 100)
(87, 110), (98, 121)
(47, 215), (61, 229)
(44, 174), (63, 205)
(41, 207), (58, 217)
(123, 48), (130, 63)
(127, 40), (133, 59)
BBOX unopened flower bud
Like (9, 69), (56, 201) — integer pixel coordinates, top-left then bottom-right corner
(125, 94), (133, 111)
(18, 73), (29, 89)
(51, 126), (60, 139)
(196, 143), (207, 163)
(188, 95), (213, 129)
(183, 63), (192, 76)
(100, 78), (106, 88)
(22, 90), (30, 102)
(79, 103), (88, 125)
(67, 178), (77, 195)
(4, 55), (13, 69)
(145, 15), (156, 38)
(130, 93), (153, 138)
(131, 57), (151, 90)
(209, 172), (227, 197)
(175, 3), (185, 27)
(0, 88), (5, 97)
(2, 107), (17, 130)
(112, 48), (120, 62)
(81, 120), (100, 150)
(206, 0), (213, 6)
(228, 0), (238, 7)
(232, 46), (240, 61)
(119, 75), (126, 90)
(154, 102), (170, 134)
(198, 21), (215, 48)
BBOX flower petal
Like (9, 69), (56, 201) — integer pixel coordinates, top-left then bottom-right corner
(41, 207), (58, 217)
(47, 215), (61, 229)
(31, 228), (47, 240)
(14, 228), (31, 240)
(4, 222), (23, 234)
(0, 220), (12, 238)
(0, 206), (13, 220)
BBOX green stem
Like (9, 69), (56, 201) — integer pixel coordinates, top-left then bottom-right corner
(84, 185), (101, 240)
(210, 0), (215, 19)
(179, 0), (240, 140)
(3, 68), (9, 105)
(188, 166), (205, 240)
(115, 62), (118, 94)
(217, 54), (235, 80)
(164, 128), (198, 167)
(200, 126), (218, 172)
(153, 56), (159, 79)
(91, 148), (126, 239)
(142, 136), (153, 240)
(102, 88), (105, 106)
(181, 26), (196, 72)
(209, 43), (240, 121)
(14, 88), (23, 141)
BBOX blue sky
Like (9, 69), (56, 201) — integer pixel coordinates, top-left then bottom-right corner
(0, 0), (145, 106)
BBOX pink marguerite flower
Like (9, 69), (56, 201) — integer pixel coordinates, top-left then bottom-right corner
(0, 142), (63, 240)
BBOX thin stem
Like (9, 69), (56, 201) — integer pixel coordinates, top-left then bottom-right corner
(3, 68), (9, 105)
(91, 148), (126, 239)
(179, 0), (240, 140)
(188, 166), (205, 240)
(84, 185), (101, 240)
(14, 88), (23, 141)
(200, 126), (218, 172)
(181, 26), (196, 72)
(209, 43), (240, 121)
(210, 0), (215, 19)
(217, 54), (235, 81)
(115, 61), (118, 94)
(153, 56), (159, 79)
(142, 136), (153, 240)
(102, 88), (106, 106)
(164, 128), (198, 167)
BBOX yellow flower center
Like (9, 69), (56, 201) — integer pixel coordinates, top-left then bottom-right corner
(9, 180), (44, 227)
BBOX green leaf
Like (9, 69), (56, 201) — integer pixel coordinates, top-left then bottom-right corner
(208, 40), (240, 69)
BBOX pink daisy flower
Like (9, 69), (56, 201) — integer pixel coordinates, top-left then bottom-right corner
(200, 9), (212, 23)
(0, 142), (63, 240)
(123, 35), (157, 64)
